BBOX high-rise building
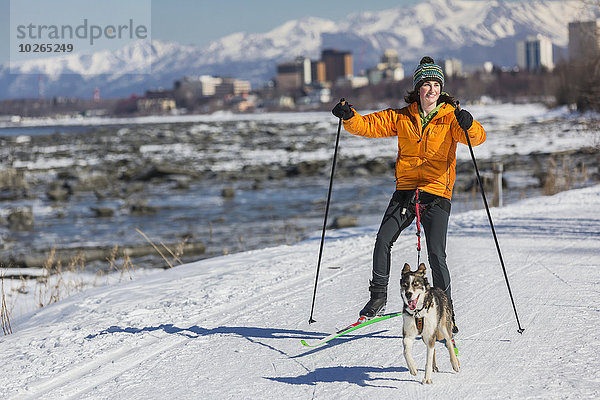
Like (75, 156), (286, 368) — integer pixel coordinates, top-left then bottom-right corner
(568, 20), (600, 61)
(311, 60), (326, 84)
(517, 34), (554, 71)
(321, 49), (353, 83)
(441, 58), (463, 78)
(174, 75), (250, 98)
(381, 49), (400, 66)
(175, 75), (222, 97)
(276, 57), (312, 90)
(215, 77), (251, 97)
(297, 57), (312, 85)
(276, 62), (303, 90)
(366, 49), (404, 85)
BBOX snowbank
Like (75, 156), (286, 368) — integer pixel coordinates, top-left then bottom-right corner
(1, 185), (599, 399)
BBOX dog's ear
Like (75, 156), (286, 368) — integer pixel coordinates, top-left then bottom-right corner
(423, 276), (431, 288)
(402, 263), (411, 274)
(417, 263), (427, 275)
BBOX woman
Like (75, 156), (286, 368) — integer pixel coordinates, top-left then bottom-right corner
(332, 56), (486, 332)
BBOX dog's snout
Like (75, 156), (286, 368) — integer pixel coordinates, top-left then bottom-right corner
(406, 291), (413, 299)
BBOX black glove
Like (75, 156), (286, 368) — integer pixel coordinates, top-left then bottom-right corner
(454, 108), (473, 131)
(332, 100), (354, 120)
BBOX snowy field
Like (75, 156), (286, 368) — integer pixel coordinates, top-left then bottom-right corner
(1, 183), (598, 399)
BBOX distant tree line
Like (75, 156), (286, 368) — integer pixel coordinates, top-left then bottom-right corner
(555, 56), (600, 112)
(0, 97), (119, 118)
(556, 0), (600, 113)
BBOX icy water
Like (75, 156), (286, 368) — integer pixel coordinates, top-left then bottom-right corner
(0, 124), (94, 137)
(0, 106), (596, 271)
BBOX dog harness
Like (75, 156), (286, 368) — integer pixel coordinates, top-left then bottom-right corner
(416, 317), (424, 334)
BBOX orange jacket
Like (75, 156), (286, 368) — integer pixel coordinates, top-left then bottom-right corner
(343, 102), (486, 199)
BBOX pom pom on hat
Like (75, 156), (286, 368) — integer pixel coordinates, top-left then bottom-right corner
(413, 56), (444, 89)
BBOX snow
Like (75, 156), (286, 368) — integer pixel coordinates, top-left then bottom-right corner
(1, 181), (599, 398)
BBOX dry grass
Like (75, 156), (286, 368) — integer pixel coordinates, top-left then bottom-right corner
(37, 248), (87, 308)
(1, 274), (13, 335)
(1, 232), (190, 335)
(542, 155), (590, 196)
(105, 245), (136, 281)
(136, 228), (186, 269)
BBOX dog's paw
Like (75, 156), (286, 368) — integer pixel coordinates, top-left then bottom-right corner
(422, 378), (433, 384)
(408, 366), (418, 376)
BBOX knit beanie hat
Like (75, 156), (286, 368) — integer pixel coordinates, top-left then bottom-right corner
(413, 56), (444, 89)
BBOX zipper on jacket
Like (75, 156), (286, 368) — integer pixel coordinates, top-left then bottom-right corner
(446, 158), (452, 194)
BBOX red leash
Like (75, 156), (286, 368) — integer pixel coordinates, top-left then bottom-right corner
(415, 189), (422, 266)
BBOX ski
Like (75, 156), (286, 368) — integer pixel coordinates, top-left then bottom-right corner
(300, 311), (403, 348)
(451, 336), (459, 357)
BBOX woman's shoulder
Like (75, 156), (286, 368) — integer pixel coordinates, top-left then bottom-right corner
(379, 103), (413, 115)
(389, 103), (417, 120)
(360, 103), (416, 124)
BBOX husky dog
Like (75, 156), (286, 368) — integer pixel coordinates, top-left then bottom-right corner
(400, 263), (460, 384)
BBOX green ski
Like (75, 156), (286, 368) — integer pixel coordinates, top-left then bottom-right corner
(301, 311), (403, 348)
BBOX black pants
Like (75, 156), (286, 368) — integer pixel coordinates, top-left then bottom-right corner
(371, 190), (453, 301)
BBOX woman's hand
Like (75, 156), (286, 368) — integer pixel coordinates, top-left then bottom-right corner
(454, 108), (473, 131)
(332, 100), (354, 120)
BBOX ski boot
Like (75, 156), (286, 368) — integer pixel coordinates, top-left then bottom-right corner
(359, 282), (387, 320)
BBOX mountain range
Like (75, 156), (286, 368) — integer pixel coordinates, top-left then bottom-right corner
(1, 0), (599, 99)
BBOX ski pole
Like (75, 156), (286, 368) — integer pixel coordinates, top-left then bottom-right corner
(457, 102), (525, 334)
(308, 98), (345, 324)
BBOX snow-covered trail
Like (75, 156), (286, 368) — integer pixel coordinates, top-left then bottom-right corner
(1, 185), (599, 399)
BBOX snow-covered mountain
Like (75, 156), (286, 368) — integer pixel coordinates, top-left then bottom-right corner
(1, 0), (598, 99)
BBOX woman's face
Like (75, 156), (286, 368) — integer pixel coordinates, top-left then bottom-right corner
(419, 80), (441, 108)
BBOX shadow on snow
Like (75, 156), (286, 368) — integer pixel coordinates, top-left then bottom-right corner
(85, 324), (398, 356)
(85, 324), (326, 340)
(265, 365), (409, 388)
(86, 324), (397, 345)
(84, 324), (423, 387)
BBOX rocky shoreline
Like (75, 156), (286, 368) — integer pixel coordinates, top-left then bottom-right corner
(5, 241), (207, 270)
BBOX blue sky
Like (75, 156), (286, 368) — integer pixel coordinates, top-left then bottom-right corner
(150, 0), (418, 47)
(1, 0), (532, 65)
